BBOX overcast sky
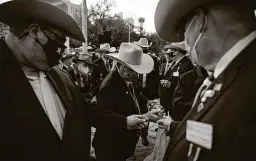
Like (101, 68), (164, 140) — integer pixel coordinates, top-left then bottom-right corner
(71, 0), (159, 33)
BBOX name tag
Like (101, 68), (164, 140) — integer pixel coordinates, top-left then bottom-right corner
(186, 120), (213, 150)
(173, 71), (179, 77)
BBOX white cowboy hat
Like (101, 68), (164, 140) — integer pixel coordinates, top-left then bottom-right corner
(137, 38), (152, 48)
(107, 42), (154, 74)
(133, 41), (139, 45)
(163, 41), (186, 53)
(110, 47), (117, 53)
(0, 0), (85, 42)
(154, 0), (255, 42)
(95, 43), (111, 53)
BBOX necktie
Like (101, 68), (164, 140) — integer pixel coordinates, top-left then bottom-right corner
(191, 75), (214, 109)
(127, 82), (141, 114)
(165, 61), (175, 75)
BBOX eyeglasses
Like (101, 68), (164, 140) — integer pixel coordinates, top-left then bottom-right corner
(162, 48), (176, 54)
(43, 29), (66, 47)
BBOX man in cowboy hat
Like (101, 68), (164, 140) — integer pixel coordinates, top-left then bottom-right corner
(0, 1), (149, 161)
(92, 42), (163, 161)
(136, 38), (161, 145)
(94, 43), (113, 96)
(159, 41), (193, 116)
(155, 0), (256, 160)
(72, 56), (98, 100)
(137, 38), (160, 100)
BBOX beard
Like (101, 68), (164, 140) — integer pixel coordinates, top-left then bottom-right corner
(23, 39), (49, 70)
(119, 66), (139, 84)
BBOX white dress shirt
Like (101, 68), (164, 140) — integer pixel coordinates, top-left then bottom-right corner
(26, 71), (66, 139)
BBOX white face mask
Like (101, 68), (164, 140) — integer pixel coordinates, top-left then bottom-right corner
(185, 15), (205, 66)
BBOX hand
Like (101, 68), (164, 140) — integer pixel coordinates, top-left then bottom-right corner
(91, 96), (97, 104)
(143, 109), (163, 123)
(127, 115), (148, 130)
(160, 80), (171, 88)
(157, 116), (173, 130)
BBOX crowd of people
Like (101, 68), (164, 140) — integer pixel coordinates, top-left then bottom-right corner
(0, 0), (255, 161)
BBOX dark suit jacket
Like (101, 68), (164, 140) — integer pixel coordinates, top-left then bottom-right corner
(92, 57), (110, 97)
(164, 39), (256, 161)
(141, 55), (160, 100)
(172, 66), (208, 121)
(159, 56), (193, 114)
(0, 39), (125, 161)
(92, 69), (146, 159)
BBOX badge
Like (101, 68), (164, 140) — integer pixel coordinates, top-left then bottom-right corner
(173, 71), (179, 77)
(213, 83), (223, 91)
(186, 120), (213, 150)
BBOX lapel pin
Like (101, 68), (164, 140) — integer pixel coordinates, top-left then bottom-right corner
(197, 103), (205, 113)
(213, 83), (223, 91)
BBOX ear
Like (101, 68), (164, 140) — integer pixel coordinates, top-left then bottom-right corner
(28, 23), (40, 39)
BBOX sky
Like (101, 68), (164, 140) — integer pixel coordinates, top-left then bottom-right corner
(71, 0), (159, 33)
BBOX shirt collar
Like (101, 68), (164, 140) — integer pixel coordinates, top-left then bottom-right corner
(214, 30), (256, 79)
(25, 71), (47, 81)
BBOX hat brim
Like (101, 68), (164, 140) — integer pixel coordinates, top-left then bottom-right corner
(154, 0), (256, 42)
(73, 59), (97, 66)
(0, 0), (85, 42)
(106, 53), (154, 74)
(163, 44), (185, 52)
(138, 44), (152, 48)
(95, 49), (111, 53)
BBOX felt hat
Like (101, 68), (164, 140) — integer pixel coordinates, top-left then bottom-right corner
(107, 42), (154, 74)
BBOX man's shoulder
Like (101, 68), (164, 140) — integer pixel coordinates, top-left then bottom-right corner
(100, 70), (116, 89)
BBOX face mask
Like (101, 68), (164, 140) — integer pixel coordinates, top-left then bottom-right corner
(42, 38), (65, 67)
(119, 66), (138, 83)
(185, 15), (205, 66)
(36, 31), (65, 67)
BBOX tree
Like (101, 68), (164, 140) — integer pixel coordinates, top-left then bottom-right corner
(87, 0), (141, 47)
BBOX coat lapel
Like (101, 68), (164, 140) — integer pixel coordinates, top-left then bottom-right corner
(45, 68), (77, 141)
(4, 45), (61, 141)
(165, 41), (253, 156)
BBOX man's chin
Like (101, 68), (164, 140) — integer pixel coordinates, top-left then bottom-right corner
(29, 63), (50, 71)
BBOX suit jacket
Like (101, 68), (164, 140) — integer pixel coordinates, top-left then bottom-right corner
(0, 39), (125, 161)
(164, 39), (256, 161)
(172, 66), (208, 121)
(92, 57), (110, 97)
(141, 55), (160, 100)
(159, 56), (193, 113)
(92, 69), (146, 159)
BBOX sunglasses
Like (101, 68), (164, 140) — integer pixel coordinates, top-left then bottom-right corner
(44, 29), (66, 48)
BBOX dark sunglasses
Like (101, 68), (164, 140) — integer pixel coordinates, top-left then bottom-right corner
(43, 29), (66, 47)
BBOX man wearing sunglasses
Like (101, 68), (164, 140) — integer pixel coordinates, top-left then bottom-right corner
(0, 1), (147, 161)
(159, 42), (193, 116)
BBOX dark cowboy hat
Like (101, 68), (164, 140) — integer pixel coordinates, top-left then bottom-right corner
(60, 54), (74, 62)
(73, 59), (97, 67)
(154, 0), (256, 42)
(163, 41), (186, 53)
(0, 0), (85, 42)
(73, 54), (97, 66)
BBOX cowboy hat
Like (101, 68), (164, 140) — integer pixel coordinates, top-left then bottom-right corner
(60, 54), (74, 62)
(154, 0), (256, 42)
(137, 38), (152, 48)
(95, 43), (111, 53)
(0, 0), (85, 42)
(87, 45), (95, 52)
(163, 41), (186, 53)
(73, 54), (97, 66)
(106, 42), (154, 74)
(110, 47), (117, 53)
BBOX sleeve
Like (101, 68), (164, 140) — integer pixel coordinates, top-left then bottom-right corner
(166, 121), (180, 136)
(179, 59), (194, 75)
(87, 86), (127, 131)
(171, 76), (193, 121)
